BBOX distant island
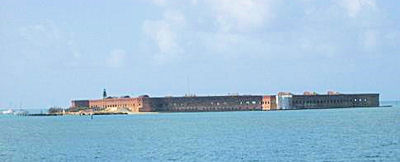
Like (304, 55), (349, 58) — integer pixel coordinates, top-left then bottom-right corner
(47, 90), (380, 115)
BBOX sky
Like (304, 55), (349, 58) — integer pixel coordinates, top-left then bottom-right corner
(0, 0), (399, 108)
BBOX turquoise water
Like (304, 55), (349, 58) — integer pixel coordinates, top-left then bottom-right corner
(1, 104), (399, 161)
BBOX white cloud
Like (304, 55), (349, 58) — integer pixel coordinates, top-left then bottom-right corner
(207, 0), (272, 33)
(143, 0), (274, 59)
(191, 0), (198, 5)
(340, 0), (376, 17)
(150, 0), (166, 6)
(142, 10), (185, 62)
(18, 21), (84, 67)
(106, 49), (127, 68)
(19, 23), (62, 48)
(142, 0), (389, 61)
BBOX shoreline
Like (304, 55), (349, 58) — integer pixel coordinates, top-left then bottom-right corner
(27, 105), (394, 116)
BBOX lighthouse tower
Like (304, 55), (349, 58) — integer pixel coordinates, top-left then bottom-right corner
(103, 89), (107, 99)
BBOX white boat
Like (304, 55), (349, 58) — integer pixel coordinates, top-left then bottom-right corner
(2, 109), (15, 115)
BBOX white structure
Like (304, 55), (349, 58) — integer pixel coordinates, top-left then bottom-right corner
(277, 94), (293, 110)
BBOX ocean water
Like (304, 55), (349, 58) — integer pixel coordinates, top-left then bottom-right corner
(1, 104), (399, 161)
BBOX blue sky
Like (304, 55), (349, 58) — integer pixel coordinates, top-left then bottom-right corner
(0, 0), (399, 108)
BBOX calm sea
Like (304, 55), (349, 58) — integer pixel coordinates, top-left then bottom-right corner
(1, 102), (399, 161)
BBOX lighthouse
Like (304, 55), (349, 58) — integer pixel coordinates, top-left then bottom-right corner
(103, 89), (107, 99)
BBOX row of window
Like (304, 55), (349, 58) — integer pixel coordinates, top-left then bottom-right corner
(164, 101), (261, 107)
(90, 103), (140, 108)
(262, 101), (275, 104)
(167, 107), (259, 111)
(293, 98), (368, 104)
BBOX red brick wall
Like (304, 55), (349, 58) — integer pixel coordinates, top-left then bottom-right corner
(88, 98), (143, 112)
(72, 95), (280, 112)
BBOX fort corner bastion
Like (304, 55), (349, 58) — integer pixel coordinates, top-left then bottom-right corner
(69, 92), (379, 113)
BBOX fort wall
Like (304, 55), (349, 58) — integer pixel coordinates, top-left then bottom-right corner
(71, 100), (89, 108)
(71, 97), (144, 112)
(291, 94), (379, 109)
(70, 93), (379, 113)
(145, 96), (263, 112)
(88, 98), (143, 112)
(262, 96), (277, 110)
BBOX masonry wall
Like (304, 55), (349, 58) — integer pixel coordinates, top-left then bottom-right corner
(71, 100), (89, 108)
(70, 93), (379, 112)
(291, 94), (379, 109)
(88, 98), (144, 112)
(140, 97), (153, 112)
(262, 96), (277, 110)
(146, 96), (263, 112)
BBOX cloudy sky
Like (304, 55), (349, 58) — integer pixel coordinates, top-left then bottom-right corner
(0, 0), (399, 108)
